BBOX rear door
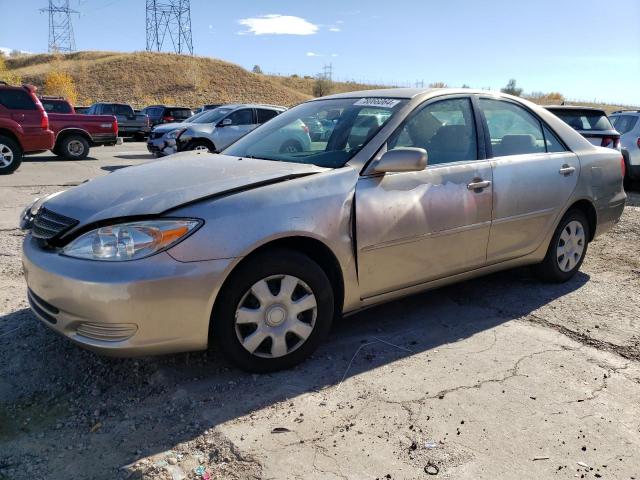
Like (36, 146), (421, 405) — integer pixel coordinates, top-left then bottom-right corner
(356, 96), (494, 298)
(0, 89), (40, 130)
(478, 97), (579, 263)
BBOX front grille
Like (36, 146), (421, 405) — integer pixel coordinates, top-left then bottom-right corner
(32, 207), (78, 240)
(28, 291), (57, 324)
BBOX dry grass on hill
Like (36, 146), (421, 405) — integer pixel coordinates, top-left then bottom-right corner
(4, 51), (637, 114)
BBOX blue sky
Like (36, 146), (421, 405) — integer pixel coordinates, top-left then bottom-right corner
(1, 0), (639, 105)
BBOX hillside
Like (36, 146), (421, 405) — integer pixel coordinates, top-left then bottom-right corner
(3, 50), (637, 113)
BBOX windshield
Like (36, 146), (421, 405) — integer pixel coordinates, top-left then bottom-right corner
(223, 98), (406, 168)
(549, 109), (613, 131)
(190, 107), (232, 124)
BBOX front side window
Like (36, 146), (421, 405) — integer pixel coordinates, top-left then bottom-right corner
(480, 99), (546, 157)
(0, 90), (36, 110)
(226, 109), (254, 126)
(223, 98), (406, 168)
(388, 97), (478, 165)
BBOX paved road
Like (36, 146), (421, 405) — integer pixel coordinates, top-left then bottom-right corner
(0, 145), (639, 479)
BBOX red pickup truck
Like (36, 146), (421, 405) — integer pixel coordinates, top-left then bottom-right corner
(39, 96), (118, 160)
(0, 82), (54, 174)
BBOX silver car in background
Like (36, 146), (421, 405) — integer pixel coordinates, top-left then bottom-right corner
(610, 109), (640, 186)
(21, 88), (626, 372)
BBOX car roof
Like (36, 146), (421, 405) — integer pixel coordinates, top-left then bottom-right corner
(610, 109), (640, 115)
(222, 103), (286, 110)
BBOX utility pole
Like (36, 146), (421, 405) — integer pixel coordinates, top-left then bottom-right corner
(146, 0), (194, 55)
(40, 0), (78, 53)
(414, 80), (425, 88)
(322, 63), (333, 81)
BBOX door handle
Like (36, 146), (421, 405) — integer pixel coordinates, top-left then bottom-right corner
(467, 179), (491, 191)
(559, 164), (576, 176)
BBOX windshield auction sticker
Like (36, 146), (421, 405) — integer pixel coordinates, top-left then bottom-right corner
(353, 98), (401, 108)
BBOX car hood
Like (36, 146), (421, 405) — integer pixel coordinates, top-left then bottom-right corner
(152, 122), (190, 133)
(43, 152), (327, 228)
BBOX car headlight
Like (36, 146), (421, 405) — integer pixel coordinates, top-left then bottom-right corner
(61, 219), (201, 261)
(166, 128), (186, 140)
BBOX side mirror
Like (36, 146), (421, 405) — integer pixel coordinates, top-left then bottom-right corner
(374, 147), (428, 173)
(220, 118), (233, 127)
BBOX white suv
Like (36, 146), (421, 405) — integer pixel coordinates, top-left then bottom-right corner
(610, 110), (640, 186)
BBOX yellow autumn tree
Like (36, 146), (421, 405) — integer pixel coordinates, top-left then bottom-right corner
(43, 71), (78, 105)
(0, 54), (22, 85)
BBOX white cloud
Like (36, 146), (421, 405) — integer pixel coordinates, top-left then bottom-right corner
(0, 47), (33, 56)
(306, 52), (339, 58)
(328, 27), (341, 32)
(238, 14), (318, 36)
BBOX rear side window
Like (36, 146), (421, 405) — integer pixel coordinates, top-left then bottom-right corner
(549, 109), (613, 131)
(0, 90), (37, 110)
(542, 125), (567, 153)
(479, 99), (546, 157)
(257, 109), (279, 123)
(167, 108), (192, 119)
(389, 97), (478, 165)
(41, 100), (72, 113)
(611, 115), (638, 135)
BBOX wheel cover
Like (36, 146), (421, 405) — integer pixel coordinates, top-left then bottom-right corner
(193, 144), (209, 152)
(556, 220), (586, 272)
(282, 142), (300, 153)
(234, 274), (318, 359)
(0, 143), (14, 167)
(67, 139), (84, 156)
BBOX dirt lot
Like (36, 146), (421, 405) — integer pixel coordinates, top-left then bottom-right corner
(1, 144), (639, 480)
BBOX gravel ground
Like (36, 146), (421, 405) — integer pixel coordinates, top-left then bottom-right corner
(0, 148), (639, 479)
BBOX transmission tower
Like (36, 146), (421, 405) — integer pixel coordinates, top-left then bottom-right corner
(322, 63), (333, 81)
(146, 0), (194, 55)
(40, 0), (78, 53)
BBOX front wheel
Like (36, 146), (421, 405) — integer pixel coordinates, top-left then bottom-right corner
(212, 250), (334, 372)
(534, 209), (589, 283)
(279, 140), (303, 154)
(0, 135), (23, 175)
(60, 135), (90, 160)
(186, 139), (214, 153)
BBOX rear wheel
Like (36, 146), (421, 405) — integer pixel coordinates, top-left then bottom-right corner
(0, 135), (23, 175)
(60, 135), (90, 160)
(279, 140), (303, 154)
(534, 209), (589, 283)
(211, 249), (334, 372)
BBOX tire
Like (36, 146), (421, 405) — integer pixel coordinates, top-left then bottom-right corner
(211, 249), (334, 372)
(622, 150), (632, 191)
(279, 139), (303, 154)
(60, 135), (90, 160)
(534, 209), (590, 283)
(187, 139), (214, 153)
(0, 135), (23, 175)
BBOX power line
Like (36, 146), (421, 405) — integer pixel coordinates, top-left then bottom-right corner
(40, 0), (79, 53)
(146, 0), (194, 55)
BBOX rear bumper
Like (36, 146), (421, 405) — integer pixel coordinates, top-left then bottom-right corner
(90, 133), (118, 146)
(118, 125), (151, 137)
(22, 234), (234, 357)
(22, 130), (55, 153)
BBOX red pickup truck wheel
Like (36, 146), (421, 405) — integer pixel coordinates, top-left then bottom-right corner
(60, 134), (90, 160)
(0, 135), (23, 175)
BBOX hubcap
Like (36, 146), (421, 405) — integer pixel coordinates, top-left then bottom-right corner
(234, 274), (317, 358)
(194, 145), (209, 152)
(556, 220), (585, 272)
(0, 143), (14, 167)
(67, 140), (84, 156)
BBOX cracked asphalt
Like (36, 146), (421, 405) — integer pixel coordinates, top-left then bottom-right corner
(1, 143), (639, 479)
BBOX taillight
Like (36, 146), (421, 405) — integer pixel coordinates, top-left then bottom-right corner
(302, 124), (309, 134)
(112, 119), (118, 133)
(40, 111), (49, 130)
(613, 138), (621, 150)
(637, 137), (640, 149)
(621, 156), (626, 179)
(162, 116), (174, 122)
(601, 137), (613, 148)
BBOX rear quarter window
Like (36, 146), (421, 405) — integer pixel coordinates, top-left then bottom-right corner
(611, 115), (638, 135)
(0, 90), (37, 110)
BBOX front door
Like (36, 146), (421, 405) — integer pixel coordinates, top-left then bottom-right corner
(355, 97), (494, 298)
(215, 108), (258, 150)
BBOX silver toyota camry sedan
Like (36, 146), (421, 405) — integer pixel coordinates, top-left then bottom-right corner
(21, 88), (626, 372)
